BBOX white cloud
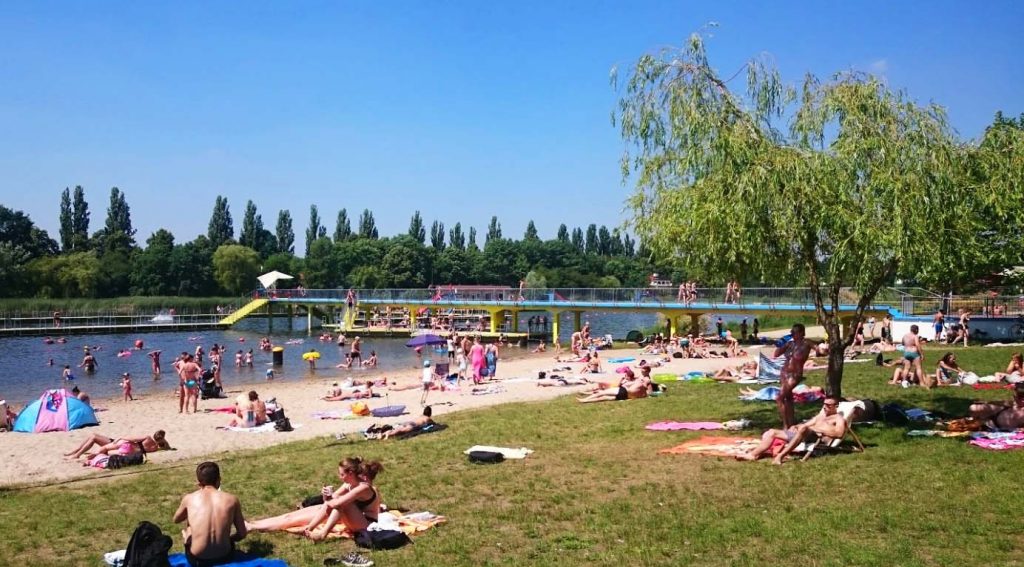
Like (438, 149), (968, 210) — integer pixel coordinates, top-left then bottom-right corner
(868, 59), (889, 75)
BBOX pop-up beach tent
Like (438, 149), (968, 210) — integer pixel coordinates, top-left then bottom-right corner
(13, 389), (98, 433)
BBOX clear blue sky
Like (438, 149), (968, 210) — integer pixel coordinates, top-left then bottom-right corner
(2, 1), (1021, 250)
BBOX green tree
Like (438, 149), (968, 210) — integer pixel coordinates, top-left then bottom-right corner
(303, 237), (338, 288)
(131, 229), (176, 295)
(584, 224), (598, 255)
(207, 196), (234, 248)
(94, 187), (135, 255)
(71, 186), (90, 251)
(212, 244), (261, 295)
(429, 220), (446, 250)
(381, 236), (429, 287)
(0, 205), (58, 258)
(59, 187), (73, 252)
(556, 224), (569, 243)
(597, 226), (612, 255)
(0, 243), (32, 296)
(524, 220), (539, 241)
(614, 33), (1024, 395)
(435, 246), (470, 283)
(408, 211), (426, 244)
(275, 210), (295, 255)
(524, 269), (547, 289)
(571, 227), (584, 252)
(305, 205), (327, 257)
(170, 236), (218, 296)
(333, 209), (352, 242)
(486, 216), (502, 243)
(358, 209), (379, 239)
(623, 234), (636, 257)
(239, 200), (260, 249)
(448, 223), (466, 250)
(467, 227), (479, 251)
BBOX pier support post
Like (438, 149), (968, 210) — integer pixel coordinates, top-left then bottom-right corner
(490, 309), (500, 333)
(667, 312), (678, 337)
(287, 304), (294, 331)
(689, 313), (702, 336)
(512, 311), (519, 333)
(267, 302), (274, 333)
(551, 311), (560, 345)
(307, 306), (312, 334)
(574, 311), (582, 332)
(409, 306), (418, 331)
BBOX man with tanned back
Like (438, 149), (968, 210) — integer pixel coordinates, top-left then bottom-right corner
(775, 323), (813, 429)
(173, 462), (246, 567)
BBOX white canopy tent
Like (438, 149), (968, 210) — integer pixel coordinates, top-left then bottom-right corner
(257, 271), (294, 290)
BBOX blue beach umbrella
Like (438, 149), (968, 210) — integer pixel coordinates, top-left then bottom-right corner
(405, 334), (446, 348)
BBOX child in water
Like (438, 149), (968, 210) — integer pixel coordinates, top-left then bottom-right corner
(121, 372), (134, 401)
(62, 365), (75, 381)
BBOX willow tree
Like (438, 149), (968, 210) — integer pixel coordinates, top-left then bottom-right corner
(614, 34), (1023, 396)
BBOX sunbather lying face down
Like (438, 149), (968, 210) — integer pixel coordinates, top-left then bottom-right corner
(970, 382), (1024, 430)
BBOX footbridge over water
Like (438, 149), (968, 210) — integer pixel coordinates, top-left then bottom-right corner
(225, 287), (909, 342)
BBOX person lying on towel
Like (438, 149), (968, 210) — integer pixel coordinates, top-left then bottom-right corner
(368, 406), (435, 440)
(969, 381), (1024, 430)
(322, 381), (374, 401)
(576, 368), (651, 403)
(736, 397), (847, 465)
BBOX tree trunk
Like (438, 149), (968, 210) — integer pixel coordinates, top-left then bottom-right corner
(825, 319), (845, 398)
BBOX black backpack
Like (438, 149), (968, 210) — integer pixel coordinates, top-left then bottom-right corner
(274, 417), (293, 432)
(124, 521), (172, 567)
(468, 450), (504, 464)
(107, 451), (146, 469)
(355, 529), (413, 550)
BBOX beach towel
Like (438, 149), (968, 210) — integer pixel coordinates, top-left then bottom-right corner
(738, 384), (823, 403)
(646, 421), (723, 431)
(739, 386), (781, 401)
(906, 430), (971, 437)
(311, 411), (354, 420)
(659, 436), (760, 458)
(757, 352), (783, 383)
(969, 431), (1024, 450)
(169, 553), (288, 566)
(463, 445), (533, 459)
(282, 510), (446, 540)
(471, 385), (505, 396)
(217, 422), (303, 433)
(651, 373), (680, 384)
(607, 357), (635, 363)
(971, 383), (1012, 390)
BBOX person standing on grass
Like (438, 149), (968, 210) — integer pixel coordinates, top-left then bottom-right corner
(174, 462), (247, 566)
(775, 323), (813, 429)
(959, 310), (971, 347)
(752, 317), (760, 339)
(899, 325), (925, 387)
(933, 310), (946, 343)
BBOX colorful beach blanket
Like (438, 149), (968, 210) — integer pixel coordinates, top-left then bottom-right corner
(646, 421), (723, 431)
(659, 436), (760, 458)
(169, 553), (288, 567)
(282, 510), (446, 540)
(757, 352), (783, 383)
(906, 430), (971, 438)
(969, 431), (1024, 451)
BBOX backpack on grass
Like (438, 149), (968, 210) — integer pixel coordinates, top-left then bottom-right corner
(123, 521), (172, 567)
(468, 450), (504, 464)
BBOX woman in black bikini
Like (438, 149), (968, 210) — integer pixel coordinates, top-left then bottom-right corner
(246, 457), (383, 539)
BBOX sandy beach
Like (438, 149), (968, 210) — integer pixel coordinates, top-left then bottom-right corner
(0, 346), (767, 487)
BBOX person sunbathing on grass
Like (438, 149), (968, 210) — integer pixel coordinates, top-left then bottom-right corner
(994, 353), (1024, 383)
(577, 369), (650, 403)
(713, 361), (758, 381)
(376, 406), (435, 440)
(737, 397), (847, 465)
(246, 457), (382, 541)
(64, 430), (170, 460)
(969, 382), (1024, 430)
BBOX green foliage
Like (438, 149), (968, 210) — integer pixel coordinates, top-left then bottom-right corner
(556, 223), (569, 243)
(333, 208), (352, 242)
(207, 196), (234, 248)
(524, 220), (539, 241)
(275, 210), (295, 255)
(358, 209), (378, 239)
(302, 237), (338, 288)
(467, 226), (478, 250)
(170, 236), (218, 296)
(448, 222), (465, 251)
(59, 187), (73, 252)
(614, 33), (1024, 394)
(524, 269), (547, 288)
(131, 229), (176, 295)
(212, 244), (261, 295)
(27, 251), (102, 298)
(408, 210), (426, 244)
(102, 187), (135, 250)
(486, 215), (502, 243)
(429, 220), (445, 250)
(71, 186), (90, 251)
(304, 204), (327, 257)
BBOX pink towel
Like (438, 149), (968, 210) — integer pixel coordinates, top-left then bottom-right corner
(646, 421), (723, 431)
(969, 432), (1024, 450)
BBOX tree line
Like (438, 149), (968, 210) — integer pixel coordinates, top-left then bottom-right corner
(0, 191), (663, 298)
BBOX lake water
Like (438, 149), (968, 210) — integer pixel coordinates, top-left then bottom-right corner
(0, 310), (741, 406)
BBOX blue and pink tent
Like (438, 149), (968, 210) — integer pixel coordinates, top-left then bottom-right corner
(13, 389), (98, 433)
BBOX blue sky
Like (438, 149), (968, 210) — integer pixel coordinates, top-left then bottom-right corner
(1, 1), (1021, 251)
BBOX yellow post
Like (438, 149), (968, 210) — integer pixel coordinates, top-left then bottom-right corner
(551, 310), (560, 345)
(409, 306), (417, 330)
(490, 309), (500, 333)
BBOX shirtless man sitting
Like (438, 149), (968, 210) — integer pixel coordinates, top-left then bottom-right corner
(737, 397), (847, 465)
(776, 324), (814, 429)
(174, 462), (246, 566)
(970, 382), (1024, 430)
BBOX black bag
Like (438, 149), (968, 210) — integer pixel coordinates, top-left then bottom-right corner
(354, 529), (413, 550)
(468, 450), (504, 464)
(274, 417), (293, 432)
(107, 452), (146, 469)
(268, 407), (286, 422)
(300, 494), (325, 508)
(857, 399), (881, 422)
(124, 521), (172, 567)
(882, 403), (908, 425)
(672, 351), (683, 359)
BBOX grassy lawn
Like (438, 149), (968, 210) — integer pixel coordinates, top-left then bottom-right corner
(3, 346), (1024, 566)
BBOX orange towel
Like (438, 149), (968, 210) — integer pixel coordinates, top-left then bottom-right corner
(283, 511), (446, 540)
(659, 436), (761, 458)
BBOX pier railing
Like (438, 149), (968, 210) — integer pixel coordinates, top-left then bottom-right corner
(0, 310), (228, 332)
(256, 287), (904, 311)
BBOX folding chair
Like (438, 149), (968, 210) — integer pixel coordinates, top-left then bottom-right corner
(799, 400), (867, 462)
(432, 362), (451, 381)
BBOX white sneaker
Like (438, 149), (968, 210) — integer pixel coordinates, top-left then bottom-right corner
(340, 552), (374, 567)
(901, 380), (909, 389)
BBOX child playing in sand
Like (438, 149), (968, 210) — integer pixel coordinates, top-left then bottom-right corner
(121, 372), (134, 401)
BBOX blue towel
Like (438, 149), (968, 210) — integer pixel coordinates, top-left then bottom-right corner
(169, 553), (288, 567)
(607, 357), (635, 363)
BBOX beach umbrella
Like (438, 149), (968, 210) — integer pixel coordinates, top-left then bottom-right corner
(257, 270), (294, 290)
(405, 334), (446, 348)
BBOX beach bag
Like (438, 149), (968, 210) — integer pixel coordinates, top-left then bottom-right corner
(123, 521), (172, 567)
(355, 529), (412, 550)
(882, 403), (909, 425)
(268, 407), (286, 422)
(468, 450), (504, 464)
(274, 417), (293, 432)
(856, 399), (881, 422)
(350, 401), (370, 416)
(300, 494), (324, 508)
(107, 452), (146, 470)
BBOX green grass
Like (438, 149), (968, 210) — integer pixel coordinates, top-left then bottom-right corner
(2, 346), (1023, 566)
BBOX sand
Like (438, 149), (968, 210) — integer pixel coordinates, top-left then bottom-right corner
(0, 347), (765, 487)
